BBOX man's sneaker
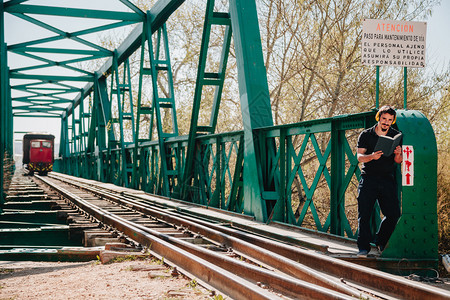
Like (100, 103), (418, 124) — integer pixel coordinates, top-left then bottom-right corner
(376, 245), (385, 255)
(357, 250), (369, 257)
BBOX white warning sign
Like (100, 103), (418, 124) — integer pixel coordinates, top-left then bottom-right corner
(361, 19), (427, 68)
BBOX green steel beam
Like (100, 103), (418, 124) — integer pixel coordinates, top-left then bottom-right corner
(13, 98), (75, 104)
(132, 27), (151, 189)
(210, 24), (232, 132)
(63, 0), (186, 119)
(118, 0), (146, 16)
(229, 0), (274, 221)
(9, 13), (113, 54)
(77, 97), (89, 178)
(29, 0), (187, 190)
(3, 0), (29, 8)
(181, 0), (232, 200)
(330, 120), (345, 235)
(11, 62), (92, 76)
(12, 113), (61, 118)
(9, 51), (97, 75)
(12, 87), (79, 92)
(97, 77), (114, 151)
(11, 81), (81, 91)
(9, 73), (94, 82)
(13, 95), (72, 103)
(11, 47), (110, 57)
(59, 115), (70, 167)
(1, 2), (8, 208)
(5, 5), (143, 21)
(13, 89), (77, 97)
(109, 54), (134, 186)
(7, 20), (135, 51)
(12, 106), (67, 111)
(140, 18), (178, 194)
(403, 67), (408, 109)
(133, 21), (178, 191)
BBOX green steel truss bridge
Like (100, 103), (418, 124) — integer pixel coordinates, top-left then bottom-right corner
(1, 0), (438, 264)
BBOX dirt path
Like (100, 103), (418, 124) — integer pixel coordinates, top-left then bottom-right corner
(0, 260), (214, 300)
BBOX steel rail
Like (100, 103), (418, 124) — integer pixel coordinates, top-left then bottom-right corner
(143, 199), (450, 300)
(37, 175), (354, 300)
(35, 175), (279, 300)
(49, 173), (367, 298)
(48, 172), (450, 300)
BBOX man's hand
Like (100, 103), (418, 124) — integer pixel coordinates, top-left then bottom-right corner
(357, 148), (383, 163)
(371, 150), (383, 160)
(394, 145), (403, 163)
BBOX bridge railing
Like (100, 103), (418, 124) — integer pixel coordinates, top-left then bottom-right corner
(55, 110), (379, 238)
(255, 110), (377, 237)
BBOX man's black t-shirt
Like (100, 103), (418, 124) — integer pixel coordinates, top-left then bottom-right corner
(357, 124), (402, 176)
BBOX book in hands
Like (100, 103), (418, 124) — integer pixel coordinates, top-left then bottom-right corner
(374, 132), (402, 156)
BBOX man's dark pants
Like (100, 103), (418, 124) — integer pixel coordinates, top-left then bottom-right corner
(357, 174), (401, 251)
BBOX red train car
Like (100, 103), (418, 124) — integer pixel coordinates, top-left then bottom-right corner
(23, 133), (55, 175)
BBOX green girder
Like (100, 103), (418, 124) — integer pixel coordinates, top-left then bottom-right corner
(2, 1), (439, 265)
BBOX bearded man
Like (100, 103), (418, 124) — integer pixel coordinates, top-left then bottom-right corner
(356, 105), (403, 257)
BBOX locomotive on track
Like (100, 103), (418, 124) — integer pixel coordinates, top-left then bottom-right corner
(22, 132), (55, 176)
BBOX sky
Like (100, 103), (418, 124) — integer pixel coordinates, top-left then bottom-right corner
(424, 1), (450, 70)
(7, 1), (450, 149)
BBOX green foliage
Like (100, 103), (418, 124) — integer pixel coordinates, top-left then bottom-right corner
(188, 278), (198, 288)
(437, 151), (450, 254)
(150, 257), (164, 265)
(435, 82), (450, 255)
(213, 294), (226, 300)
(2, 152), (14, 197)
(91, 255), (101, 265)
(108, 254), (150, 264)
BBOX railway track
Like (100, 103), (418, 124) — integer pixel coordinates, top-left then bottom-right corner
(30, 172), (448, 300)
